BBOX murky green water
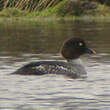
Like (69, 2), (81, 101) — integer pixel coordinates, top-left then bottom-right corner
(0, 18), (110, 110)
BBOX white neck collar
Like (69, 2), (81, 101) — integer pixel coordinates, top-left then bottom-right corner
(68, 58), (87, 75)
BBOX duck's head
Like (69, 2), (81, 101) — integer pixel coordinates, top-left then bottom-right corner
(61, 38), (96, 60)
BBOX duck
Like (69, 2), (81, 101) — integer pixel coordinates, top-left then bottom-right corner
(12, 37), (96, 78)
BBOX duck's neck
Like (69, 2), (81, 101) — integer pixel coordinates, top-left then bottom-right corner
(68, 58), (87, 75)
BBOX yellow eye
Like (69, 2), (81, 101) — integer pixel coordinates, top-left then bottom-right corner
(79, 42), (83, 46)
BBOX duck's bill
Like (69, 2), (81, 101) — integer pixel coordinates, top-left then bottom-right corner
(85, 48), (96, 54)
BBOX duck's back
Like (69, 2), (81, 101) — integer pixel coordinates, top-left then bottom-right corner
(13, 61), (74, 75)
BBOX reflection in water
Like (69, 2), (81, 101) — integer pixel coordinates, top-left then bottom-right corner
(0, 19), (110, 109)
(0, 19), (110, 55)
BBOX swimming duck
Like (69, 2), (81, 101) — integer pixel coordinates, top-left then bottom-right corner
(12, 38), (96, 78)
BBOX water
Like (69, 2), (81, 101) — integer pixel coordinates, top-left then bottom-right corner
(0, 18), (110, 110)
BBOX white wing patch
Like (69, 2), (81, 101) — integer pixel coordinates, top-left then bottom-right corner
(58, 66), (68, 71)
(26, 60), (87, 76)
(32, 65), (46, 71)
(31, 64), (72, 74)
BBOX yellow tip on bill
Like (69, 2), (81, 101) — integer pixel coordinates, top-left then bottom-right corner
(92, 50), (96, 54)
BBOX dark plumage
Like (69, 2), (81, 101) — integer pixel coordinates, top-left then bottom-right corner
(12, 37), (96, 76)
(61, 38), (88, 59)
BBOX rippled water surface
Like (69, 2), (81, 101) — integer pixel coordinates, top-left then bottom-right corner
(0, 18), (110, 110)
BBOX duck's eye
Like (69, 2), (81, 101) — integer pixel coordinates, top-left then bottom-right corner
(79, 42), (83, 46)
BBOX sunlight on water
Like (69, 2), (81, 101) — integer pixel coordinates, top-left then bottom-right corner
(0, 19), (110, 110)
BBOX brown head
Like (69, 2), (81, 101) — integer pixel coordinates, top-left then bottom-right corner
(61, 38), (96, 60)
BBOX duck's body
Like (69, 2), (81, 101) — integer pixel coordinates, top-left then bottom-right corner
(13, 59), (87, 78)
(12, 38), (95, 78)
